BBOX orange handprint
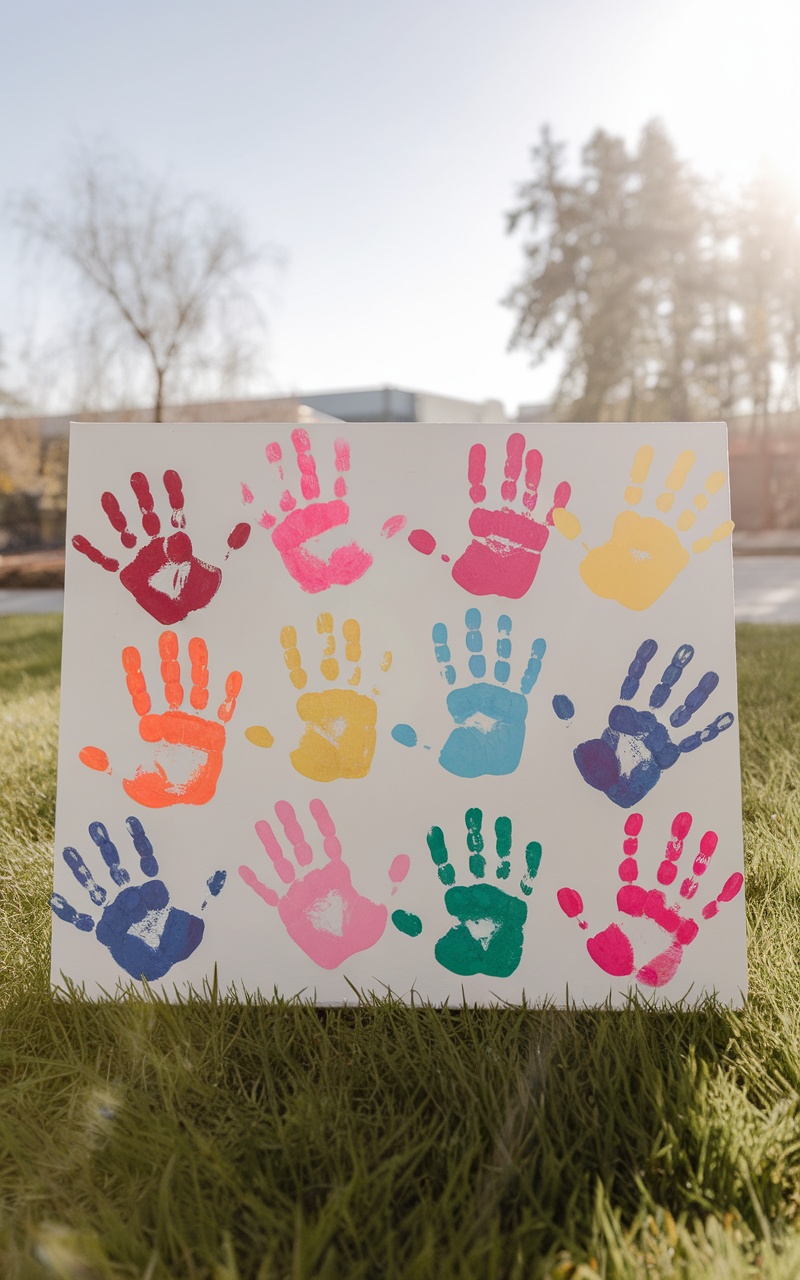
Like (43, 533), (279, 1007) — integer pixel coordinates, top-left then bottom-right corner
(80, 631), (241, 807)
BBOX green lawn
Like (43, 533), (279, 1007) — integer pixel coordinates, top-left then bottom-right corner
(3, 616), (800, 1278)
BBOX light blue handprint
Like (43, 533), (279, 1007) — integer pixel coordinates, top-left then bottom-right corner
(392, 609), (546, 778)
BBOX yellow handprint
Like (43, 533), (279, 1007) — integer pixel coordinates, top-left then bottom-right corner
(271, 614), (391, 782)
(552, 447), (734, 611)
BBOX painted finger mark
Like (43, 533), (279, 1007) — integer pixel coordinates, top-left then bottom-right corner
(100, 492), (137, 549)
(546, 481), (572, 525)
(520, 637), (546, 696)
(126, 815), (158, 877)
(188, 636), (209, 711)
(50, 894), (94, 932)
(343, 618), (361, 663)
(239, 863), (281, 907)
(409, 529), (436, 556)
(275, 800), (313, 867)
(334, 437), (350, 498)
(245, 725), (274, 748)
(389, 854), (410, 885)
(122, 646), (151, 717)
(130, 472), (161, 537)
(163, 470), (186, 530)
(218, 671), (242, 723)
(159, 630), (183, 709)
(309, 798), (342, 861)
(241, 483), (254, 504)
(465, 607), (485, 679)
(381, 514), (407, 538)
(259, 510), (277, 530)
(226, 522), (251, 557)
(657, 811), (692, 885)
(432, 622), (456, 685)
(279, 489), (296, 513)
(521, 840), (542, 895)
(551, 507), (581, 540)
(700, 872), (743, 920)
(620, 638), (658, 701)
(678, 711), (734, 753)
(624, 445), (655, 505)
(266, 441), (284, 479)
(552, 693), (574, 720)
(291, 427), (321, 501)
(88, 821), (129, 887)
(255, 819), (295, 884)
(380, 652), (392, 673)
(523, 449), (542, 512)
(79, 746), (110, 773)
(467, 443), (487, 504)
(63, 846), (107, 906)
(692, 520), (735, 554)
(501, 433), (525, 503)
(669, 671), (719, 728)
(649, 644), (693, 709)
(494, 613), (512, 684)
(465, 807), (485, 877)
(557, 886), (586, 927)
(656, 450), (695, 512)
(281, 625), (307, 689)
(427, 825), (455, 886)
(72, 535), (119, 572)
(494, 815), (512, 880)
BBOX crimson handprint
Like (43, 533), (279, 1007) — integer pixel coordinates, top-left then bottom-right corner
(407, 432), (571, 598)
(558, 811), (743, 988)
(73, 469), (250, 624)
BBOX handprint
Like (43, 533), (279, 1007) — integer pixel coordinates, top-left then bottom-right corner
(239, 799), (409, 969)
(393, 809), (541, 977)
(243, 429), (406, 592)
(246, 614), (390, 782)
(557, 811), (743, 987)
(552, 445), (735, 610)
(392, 609), (545, 777)
(554, 638), (734, 808)
(79, 630), (241, 807)
(407, 432), (571, 598)
(72, 469), (250, 624)
(51, 816), (226, 982)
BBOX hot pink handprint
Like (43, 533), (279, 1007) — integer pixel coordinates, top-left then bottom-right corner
(238, 800), (410, 969)
(73, 469), (250, 624)
(557, 811), (743, 988)
(408, 433), (572, 599)
(244, 429), (406, 593)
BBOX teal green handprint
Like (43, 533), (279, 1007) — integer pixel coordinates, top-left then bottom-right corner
(393, 809), (541, 977)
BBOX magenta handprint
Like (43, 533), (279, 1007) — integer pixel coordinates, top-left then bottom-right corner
(408, 432), (571, 598)
(557, 811), (743, 988)
(239, 799), (409, 969)
(73, 469), (250, 624)
(244, 429), (405, 593)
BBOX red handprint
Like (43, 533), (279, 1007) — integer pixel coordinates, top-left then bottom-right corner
(73, 470), (250, 624)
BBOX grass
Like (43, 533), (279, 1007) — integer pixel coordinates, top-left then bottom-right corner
(3, 616), (800, 1276)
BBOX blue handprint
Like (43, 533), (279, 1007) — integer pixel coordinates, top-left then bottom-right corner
(392, 609), (546, 778)
(51, 816), (226, 981)
(553, 639), (734, 808)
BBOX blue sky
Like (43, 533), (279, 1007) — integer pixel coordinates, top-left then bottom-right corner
(2, 0), (799, 415)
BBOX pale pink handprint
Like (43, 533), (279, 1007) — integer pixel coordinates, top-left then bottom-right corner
(244, 429), (406, 593)
(557, 811), (743, 988)
(408, 433), (572, 599)
(238, 800), (410, 969)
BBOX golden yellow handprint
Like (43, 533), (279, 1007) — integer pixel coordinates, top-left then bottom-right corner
(552, 447), (734, 611)
(272, 614), (391, 782)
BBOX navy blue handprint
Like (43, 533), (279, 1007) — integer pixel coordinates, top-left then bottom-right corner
(392, 609), (546, 777)
(51, 816), (226, 981)
(554, 639), (734, 808)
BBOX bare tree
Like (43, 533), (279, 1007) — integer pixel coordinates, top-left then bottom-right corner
(14, 149), (276, 421)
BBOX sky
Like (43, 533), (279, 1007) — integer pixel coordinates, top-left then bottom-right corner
(2, 0), (800, 417)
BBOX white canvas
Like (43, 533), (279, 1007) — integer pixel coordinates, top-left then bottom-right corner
(52, 421), (747, 1005)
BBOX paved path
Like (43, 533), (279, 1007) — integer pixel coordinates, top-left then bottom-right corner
(733, 556), (800, 623)
(0, 560), (800, 623)
(0, 589), (65, 615)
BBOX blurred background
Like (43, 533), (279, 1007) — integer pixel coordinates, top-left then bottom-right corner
(1, 0), (799, 611)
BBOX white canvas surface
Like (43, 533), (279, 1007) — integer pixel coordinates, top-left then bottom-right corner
(52, 421), (747, 1005)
